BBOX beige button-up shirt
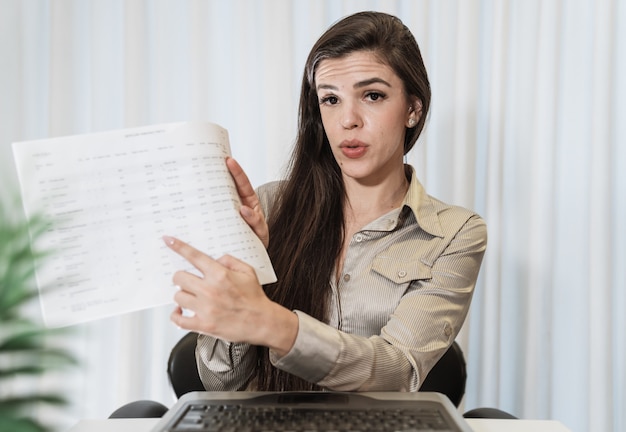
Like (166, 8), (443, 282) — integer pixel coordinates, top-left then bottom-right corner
(196, 166), (487, 392)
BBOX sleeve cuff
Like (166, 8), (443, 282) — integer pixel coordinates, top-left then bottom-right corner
(269, 310), (342, 383)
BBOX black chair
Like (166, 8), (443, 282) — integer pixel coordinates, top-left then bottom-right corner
(167, 331), (205, 398)
(110, 332), (516, 419)
(419, 339), (467, 407)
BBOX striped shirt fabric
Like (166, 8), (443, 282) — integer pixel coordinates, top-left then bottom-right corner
(196, 165), (487, 392)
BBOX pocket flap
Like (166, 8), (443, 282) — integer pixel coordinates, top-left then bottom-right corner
(371, 255), (432, 284)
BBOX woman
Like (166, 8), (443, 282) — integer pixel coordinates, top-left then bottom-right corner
(164, 11), (487, 393)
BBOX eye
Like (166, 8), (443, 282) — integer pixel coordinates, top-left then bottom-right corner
(365, 91), (385, 102)
(319, 95), (339, 105)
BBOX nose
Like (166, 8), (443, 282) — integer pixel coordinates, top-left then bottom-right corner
(340, 102), (362, 129)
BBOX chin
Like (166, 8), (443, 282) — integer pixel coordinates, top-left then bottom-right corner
(340, 166), (376, 182)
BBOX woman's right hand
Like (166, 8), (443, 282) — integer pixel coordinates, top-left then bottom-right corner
(226, 157), (269, 248)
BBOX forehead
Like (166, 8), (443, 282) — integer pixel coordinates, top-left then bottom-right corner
(315, 51), (400, 88)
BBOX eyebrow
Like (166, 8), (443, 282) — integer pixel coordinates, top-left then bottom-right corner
(316, 77), (392, 91)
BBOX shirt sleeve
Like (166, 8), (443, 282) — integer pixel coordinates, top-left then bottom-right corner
(270, 214), (487, 391)
(195, 334), (257, 391)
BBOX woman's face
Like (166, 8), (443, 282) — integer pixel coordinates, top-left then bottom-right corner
(315, 51), (420, 185)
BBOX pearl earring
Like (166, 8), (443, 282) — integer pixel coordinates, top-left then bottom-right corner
(408, 118), (416, 128)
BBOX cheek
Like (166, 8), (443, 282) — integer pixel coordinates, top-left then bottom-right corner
(320, 112), (339, 143)
(372, 117), (405, 150)
(379, 114), (406, 147)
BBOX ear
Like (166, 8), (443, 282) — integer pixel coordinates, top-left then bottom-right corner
(406, 98), (423, 128)
(409, 97), (423, 117)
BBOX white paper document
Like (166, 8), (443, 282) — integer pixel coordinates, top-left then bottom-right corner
(13, 121), (276, 327)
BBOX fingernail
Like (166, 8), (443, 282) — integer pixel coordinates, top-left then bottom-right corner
(163, 235), (175, 246)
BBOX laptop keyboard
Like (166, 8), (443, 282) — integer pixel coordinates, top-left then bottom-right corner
(167, 402), (453, 431)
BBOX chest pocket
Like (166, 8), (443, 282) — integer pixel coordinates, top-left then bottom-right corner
(371, 205), (476, 285)
(371, 255), (432, 284)
(369, 220), (462, 285)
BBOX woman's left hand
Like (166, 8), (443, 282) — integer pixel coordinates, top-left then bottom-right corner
(164, 235), (297, 355)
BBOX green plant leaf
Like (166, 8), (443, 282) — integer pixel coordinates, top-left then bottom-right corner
(0, 394), (68, 412)
(0, 349), (77, 377)
(2, 324), (53, 343)
(0, 328), (46, 350)
(0, 416), (48, 432)
(0, 364), (47, 378)
(0, 198), (77, 432)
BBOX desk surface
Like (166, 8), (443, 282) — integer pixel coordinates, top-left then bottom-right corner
(67, 418), (572, 432)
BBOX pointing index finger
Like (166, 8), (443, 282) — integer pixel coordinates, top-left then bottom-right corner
(163, 235), (214, 275)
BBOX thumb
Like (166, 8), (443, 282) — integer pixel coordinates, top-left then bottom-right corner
(240, 205), (269, 248)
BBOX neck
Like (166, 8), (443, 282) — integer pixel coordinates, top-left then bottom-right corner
(343, 167), (409, 225)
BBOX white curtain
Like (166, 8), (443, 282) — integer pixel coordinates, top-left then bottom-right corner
(1, 1), (623, 431)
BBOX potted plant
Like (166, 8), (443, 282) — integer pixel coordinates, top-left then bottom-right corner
(0, 198), (76, 432)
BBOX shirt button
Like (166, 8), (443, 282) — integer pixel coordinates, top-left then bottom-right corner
(354, 234), (364, 242)
(343, 274), (351, 282)
(444, 323), (453, 337)
(398, 270), (407, 278)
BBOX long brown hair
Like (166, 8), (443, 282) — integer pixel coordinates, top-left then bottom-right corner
(255, 11), (431, 391)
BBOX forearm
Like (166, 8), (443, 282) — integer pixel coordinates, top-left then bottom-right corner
(270, 311), (430, 392)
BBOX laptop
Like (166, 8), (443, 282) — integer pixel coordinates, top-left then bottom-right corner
(151, 391), (473, 431)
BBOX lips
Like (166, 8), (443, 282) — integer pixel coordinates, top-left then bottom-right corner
(340, 140), (368, 159)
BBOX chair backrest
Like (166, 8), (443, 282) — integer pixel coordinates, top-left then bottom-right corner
(167, 332), (467, 407)
(167, 332), (205, 398)
(418, 340), (467, 407)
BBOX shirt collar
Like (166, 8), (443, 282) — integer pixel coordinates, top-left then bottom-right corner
(401, 165), (444, 238)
